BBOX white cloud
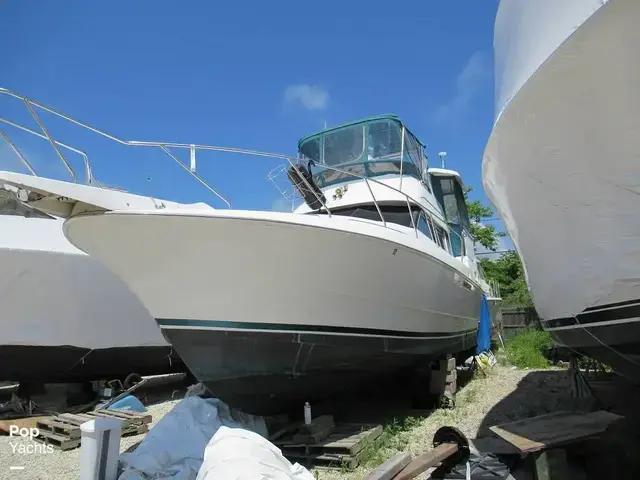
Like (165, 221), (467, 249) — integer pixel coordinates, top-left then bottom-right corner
(432, 51), (491, 125)
(283, 84), (329, 111)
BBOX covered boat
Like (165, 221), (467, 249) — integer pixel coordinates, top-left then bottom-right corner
(483, 0), (640, 380)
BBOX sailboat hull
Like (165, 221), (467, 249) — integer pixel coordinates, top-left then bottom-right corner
(64, 209), (482, 413)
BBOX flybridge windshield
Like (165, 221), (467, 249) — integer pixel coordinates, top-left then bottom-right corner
(298, 117), (427, 188)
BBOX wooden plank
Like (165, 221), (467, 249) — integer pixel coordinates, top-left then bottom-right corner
(57, 413), (92, 426)
(85, 410), (131, 425)
(470, 436), (521, 455)
(0, 416), (51, 434)
(122, 424), (149, 436)
(489, 410), (623, 453)
(394, 443), (458, 480)
(102, 408), (152, 424)
(363, 452), (412, 480)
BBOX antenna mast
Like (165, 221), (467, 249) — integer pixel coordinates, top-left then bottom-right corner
(438, 151), (447, 169)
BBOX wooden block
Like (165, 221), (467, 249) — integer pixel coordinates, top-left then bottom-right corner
(439, 357), (456, 372)
(446, 370), (457, 383)
(445, 381), (457, 394)
(298, 415), (334, 435)
(293, 420), (335, 444)
(363, 451), (412, 480)
(394, 443), (459, 480)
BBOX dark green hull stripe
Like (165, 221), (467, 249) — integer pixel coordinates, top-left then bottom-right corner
(156, 318), (477, 339)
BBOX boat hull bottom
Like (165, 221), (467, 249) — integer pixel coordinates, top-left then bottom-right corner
(161, 325), (478, 415)
(546, 319), (640, 383)
(0, 345), (185, 383)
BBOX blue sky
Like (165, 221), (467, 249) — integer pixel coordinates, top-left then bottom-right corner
(1, 0), (509, 251)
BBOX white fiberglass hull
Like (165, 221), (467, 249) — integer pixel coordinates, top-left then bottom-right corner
(0, 215), (183, 382)
(63, 209), (482, 413)
(484, 0), (640, 378)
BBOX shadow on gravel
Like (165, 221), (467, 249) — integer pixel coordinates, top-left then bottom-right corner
(478, 369), (640, 480)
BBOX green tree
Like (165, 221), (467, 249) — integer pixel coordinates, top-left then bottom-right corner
(464, 186), (506, 252)
(463, 188), (534, 308)
(479, 251), (534, 307)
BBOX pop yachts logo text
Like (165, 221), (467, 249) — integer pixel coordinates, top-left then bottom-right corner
(8, 426), (54, 455)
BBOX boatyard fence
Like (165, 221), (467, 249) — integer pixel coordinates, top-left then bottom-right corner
(496, 306), (542, 341)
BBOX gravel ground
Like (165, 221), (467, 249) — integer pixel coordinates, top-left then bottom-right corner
(0, 366), (575, 479)
(1, 399), (181, 479)
(317, 364), (575, 480)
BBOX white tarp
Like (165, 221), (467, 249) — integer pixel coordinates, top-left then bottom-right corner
(196, 427), (314, 480)
(118, 396), (313, 480)
(493, 0), (608, 123)
(483, 0), (640, 319)
(118, 397), (267, 479)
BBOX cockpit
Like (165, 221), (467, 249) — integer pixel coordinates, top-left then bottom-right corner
(297, 115), (430, 188)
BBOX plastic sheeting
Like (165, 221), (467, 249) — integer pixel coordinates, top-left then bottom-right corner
(493, 0), (608, 122)
(118, 396), (271, 480)
(197, 427), (315, 480)
(483, 0), (640, 320)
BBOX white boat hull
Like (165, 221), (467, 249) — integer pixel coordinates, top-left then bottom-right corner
(484, 0), (640, 379)
(0, 216), (183, 382)
(63, 209), (483, 413)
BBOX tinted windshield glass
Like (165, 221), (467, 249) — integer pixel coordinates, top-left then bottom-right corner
(299, 137), (320, 163)
(323, 124), (364, 166)
(367, 120), (403, 160)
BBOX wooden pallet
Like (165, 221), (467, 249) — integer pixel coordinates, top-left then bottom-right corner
(34, 408), (152, 451)
(276, 423), (383, 470)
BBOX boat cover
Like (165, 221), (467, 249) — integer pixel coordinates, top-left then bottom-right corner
(482, 0), (640, 320)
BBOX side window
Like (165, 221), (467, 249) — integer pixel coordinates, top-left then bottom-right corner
(435, 225), (451, 253)
(416, 211), (433, 239)
(421, 149), (431, 192)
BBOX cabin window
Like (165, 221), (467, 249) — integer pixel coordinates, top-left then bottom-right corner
(0, 191), (54, 219)
(416, 211), (433, 240)
(432, 177), (471, 232)
(434, 224), (451, 253)
(403, 131), (422, 177)
(367, 120), (403, 161)
(421, 151), (431, 191)
(322, 125), (365, 166)
(299, 137), (320, 163)
(311, 204), (418, 229)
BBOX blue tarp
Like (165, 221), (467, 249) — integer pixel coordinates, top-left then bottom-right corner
(476, 293), (492, 354)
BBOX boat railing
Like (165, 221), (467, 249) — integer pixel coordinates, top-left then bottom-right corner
(477, 261), (501, 300)
(266, 161), (468, 254)
(0, 87), (468, 261)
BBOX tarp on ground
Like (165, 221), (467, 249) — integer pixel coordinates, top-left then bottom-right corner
(117, 396), (313, 480)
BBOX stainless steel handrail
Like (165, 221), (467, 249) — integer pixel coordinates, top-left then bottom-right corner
(0, 87), (466, 260)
